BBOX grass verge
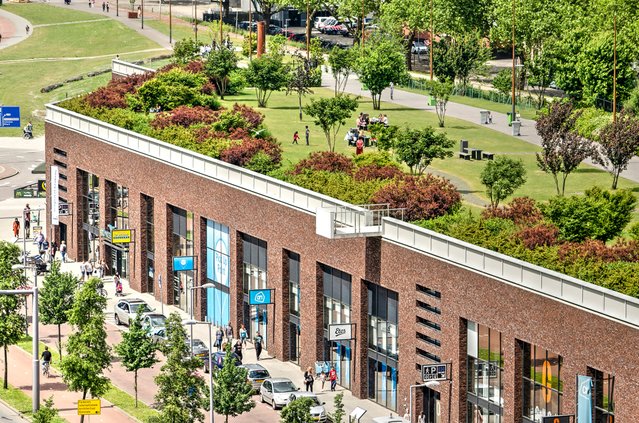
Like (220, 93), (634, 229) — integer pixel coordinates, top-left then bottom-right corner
(0, 378), (67, 422)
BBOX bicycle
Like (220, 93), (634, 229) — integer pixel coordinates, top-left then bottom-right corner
(97, 286), (107, 297)
(42, 361), (50, 378)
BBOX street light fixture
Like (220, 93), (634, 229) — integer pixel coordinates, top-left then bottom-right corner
(183, 318), (215, 423)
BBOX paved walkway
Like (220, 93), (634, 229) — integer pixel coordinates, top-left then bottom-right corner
(0, 8), (31, 50)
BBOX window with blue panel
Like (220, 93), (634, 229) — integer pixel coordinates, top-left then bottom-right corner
(205, 219), (231, 326)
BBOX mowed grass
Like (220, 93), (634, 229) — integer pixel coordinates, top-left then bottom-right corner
(219, 87), (639, 207)
(0, 3), (170, 136)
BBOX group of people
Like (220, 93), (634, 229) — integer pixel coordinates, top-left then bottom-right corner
(303, 365), (338, 392)
(214, 322), (265, 361)
(292, 126), (310, 145)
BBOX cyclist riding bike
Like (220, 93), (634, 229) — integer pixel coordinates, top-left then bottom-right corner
(41, 346), (52, 377)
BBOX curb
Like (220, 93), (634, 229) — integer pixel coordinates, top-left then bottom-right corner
(0, 165), (19, 181)
(0, 397), (30, 422)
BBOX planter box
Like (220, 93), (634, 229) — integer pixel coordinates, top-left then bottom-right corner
(128, 11), (139, 18)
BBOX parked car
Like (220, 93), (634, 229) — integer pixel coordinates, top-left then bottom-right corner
(268, 24), (283, 35)
(314, 16), (333, 29)
(114, 298), (153, 326)
(141, 313), (167, 333)
(411, 40), (428, 54)
(288, 392), (327, 422)
(324, 23), (348, 35)
(318, 17), (338, 32)
(150, 327), (168, 344)
(206, 350), (242, 373)
(239, 363), (270, 392)
(188, 338), (210, 367)
(238, 21), (257, 31)
(259, 378), (299, 409)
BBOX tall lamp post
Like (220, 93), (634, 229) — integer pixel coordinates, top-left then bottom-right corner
(194, 0), (198, 43)
(169, 0), (173, 44)
(612, 4), (617, 123)
(248, 0), (252, 60)
(188, 282), (215, 356)
(429, 0), (433, 81)
(511, 0), (516, 123)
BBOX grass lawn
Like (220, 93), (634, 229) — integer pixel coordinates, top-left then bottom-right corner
(219, 87), (639, 208)
(0, 4), (169, 136)
(0, 378), (67, 422)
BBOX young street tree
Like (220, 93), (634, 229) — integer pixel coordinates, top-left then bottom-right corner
(60, 277), (111, 423)
(245, 54), (289, 107)
(430, 80), (453, 127)
(330, 393), (346, 423)
(33, 396), (59, 423)
(39, 261), (77, 360)
(391, 126), (454, 175)
(286, 54), (314, 121)
(480, 156), (527, 208)
(356, 36), (408, 110)
(154, 312), (208, 423)
(114, 308), (157, 407)
(328, 47), (355, 95)
(204, 47), (238, 100)
(304, 95), (359, 152)
(594, 110), (639, 189)
(0, 241), (26, 389)
(432, 31), (490, 90)
(213, 344), (255, 422)
(279, 396), (314, 423)
(535, 101), (596, 196)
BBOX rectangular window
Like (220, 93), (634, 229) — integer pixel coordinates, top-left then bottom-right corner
(367, 283), (398, 359)
(171, 206), (194, 312)
(206, 219), (231, 326)
(521, 342), (563, 422)
(288, 251), (300, 316)
(241, 233), (268, 347)
(416, 284), (441, 298)
(467, 321), (504, 422)
(417, 300), (441, 315)
(144, 195), (154, 253)
(590, 367), (614, 421)
(417, 316), (441, 331)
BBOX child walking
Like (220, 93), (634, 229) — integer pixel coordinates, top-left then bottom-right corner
(293, 131), (299, 144)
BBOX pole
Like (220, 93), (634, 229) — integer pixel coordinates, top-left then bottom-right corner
(219, 0), (223, 45)
(141, 0), (144, 29)
(613, 9), (617, 123)
(169, 0), (172, 44)
(511, 0), (516, 121)
(116, 0), (119, 16)
(306, 0), (309, 60)
(32, 285), (40, 413)
(195, 0), (198, 43)
(360, 0), (365, 51)
(248, 0), (252, 60)
(429, 0), (433, 81)
(207, 322), (214, 423)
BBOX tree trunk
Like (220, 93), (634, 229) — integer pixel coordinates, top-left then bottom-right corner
(80, 390), (87, 423)
(612, 171), (620, 190)
(372, 93), (381, 110)
(553, 174), (560, 196)
(262, 6), (272, 29)
(406, 33), (415, 71)
(560, 174), (567, 196)
(305, 8), (313, 60)
(58, 324), (63, 360)
(298, 94), (303, 120)
(3, 345), (8, 389)
(134, 370), (138, 407)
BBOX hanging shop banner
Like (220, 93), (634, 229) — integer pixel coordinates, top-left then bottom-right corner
(51, 166), (59, 225)
(328, 323), (355, 341)
(173, 255), (195, 271)
(249, 288), (274, 305)
(111, 229), (132, 244)
(0, 106), (20, 128)
(577, 375), (593, 423)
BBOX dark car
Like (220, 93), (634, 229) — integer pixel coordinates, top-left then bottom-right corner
(268, 24), (283, 35)
(205, 350), (242, 372)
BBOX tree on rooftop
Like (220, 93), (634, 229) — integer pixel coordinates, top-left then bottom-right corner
(480, 156), (527, 208)
(304, 95), (359, 152)
(245, 54), (289, 107)
(594, 110), (639, 189)
(204, 47), (238, 100)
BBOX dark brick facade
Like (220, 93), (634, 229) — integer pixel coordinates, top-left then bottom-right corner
(46, 123), (639, 422)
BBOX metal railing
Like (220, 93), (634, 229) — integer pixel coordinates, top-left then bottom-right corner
(111, 59), (154, 77)
(382, 218), (639, 329)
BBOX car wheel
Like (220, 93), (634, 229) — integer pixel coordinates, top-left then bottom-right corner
(115, 314), (121, 325)
(260, 394), (265, 403)
(272, 400), (277, 410)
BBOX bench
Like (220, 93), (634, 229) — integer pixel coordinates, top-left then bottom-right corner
(459, 152), (471, 160)
(482, 152), (495, 160)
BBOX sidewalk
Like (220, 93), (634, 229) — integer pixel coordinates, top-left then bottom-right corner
(0, 8), (31, 50)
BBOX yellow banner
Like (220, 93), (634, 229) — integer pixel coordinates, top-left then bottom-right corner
(111, 229), (132, 244)
(77, 399), (101, 415)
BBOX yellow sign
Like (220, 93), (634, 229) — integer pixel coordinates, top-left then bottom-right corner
(77, 399), (101, 415)
(111, 229), (132, 244)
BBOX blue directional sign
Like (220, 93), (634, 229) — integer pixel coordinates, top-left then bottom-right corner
(173, 256), (195, 271)
(0, 106), (21, 128)
(249, 289), (273, 305)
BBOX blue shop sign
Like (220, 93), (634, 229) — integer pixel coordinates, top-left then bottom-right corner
(0, 106), (21, 128)
(249, 289), (273, 305)
(173, 256), (195, 271)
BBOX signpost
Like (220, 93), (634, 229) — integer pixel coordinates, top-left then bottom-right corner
(173, 255), (195, 271)
(50, 166), (59, 226)
(422, 363), (449, 382)
(0, 106), (21, 128)
(77, 399), (101, 415)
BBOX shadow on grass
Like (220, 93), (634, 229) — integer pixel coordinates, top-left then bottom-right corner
(574, 168), (607, 174)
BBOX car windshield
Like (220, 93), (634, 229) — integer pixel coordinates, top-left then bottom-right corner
(130, 303), (150, 313)
(249, 370), (269, 379)
(148, 316), (166, 325)
(191, 340), (207, 349)
(273, 381), (296, 393)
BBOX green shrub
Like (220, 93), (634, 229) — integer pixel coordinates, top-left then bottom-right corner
(246, 151), (280, 174)
(99, 108), (152, 133)
(628, 222), (639, 241)
(226, 70), (248, 95)
(492, 69), (512, 96)
(288, 170), (386, 205)
(213, 110), (248, 132)
(352, 151), (398, 168)
(573, 107), (611, 141)
(542, 187), (636, 242)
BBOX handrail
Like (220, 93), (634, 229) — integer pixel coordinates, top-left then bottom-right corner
(382, 218), (639, 328)
(45, 103), (368, 218)
(111, 59), (154, 77)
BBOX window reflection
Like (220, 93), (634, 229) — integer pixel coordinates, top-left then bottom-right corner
(521, 342), (563, 422)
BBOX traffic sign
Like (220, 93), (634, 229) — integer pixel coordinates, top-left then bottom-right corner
(422, 363), (449, 382)
(0, 106), (21, 128)
(77, 399), (101, 415)
(249, 288), (273, 305)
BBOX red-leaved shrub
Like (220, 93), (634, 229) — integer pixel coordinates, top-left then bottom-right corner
(85, 73), (153, 109)
(156, 63), (181, 74)
(371, 174), (461, 221)
(184, 60), (205, 74)
(201, 81), (217, 95)
(232, 103), (264, 129)
(516, 223), (560, 249)
(353, 164), (404, 182)
(151, 106), (221, 129)
(558, 239), (639, 264)
(482, 197), (543, 225)
(220, 137), (282, 167)
(292, 151), (355, 175)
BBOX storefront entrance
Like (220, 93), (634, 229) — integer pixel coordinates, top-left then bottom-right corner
(106, 243), (128, 278)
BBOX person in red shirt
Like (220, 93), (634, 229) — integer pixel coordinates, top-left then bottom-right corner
(329, 366), (337, 391)
(293, 131), (300, 144)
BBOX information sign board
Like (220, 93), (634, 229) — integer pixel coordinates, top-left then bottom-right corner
(249, 288), (273, 305)
(112, 229), (132, 244)
(0, 106), (21, 128)
(422, 363), (449, 382)
(77, 399), (101, 415)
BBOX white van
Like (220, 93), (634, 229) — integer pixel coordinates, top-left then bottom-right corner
(314, 16), (334, 29)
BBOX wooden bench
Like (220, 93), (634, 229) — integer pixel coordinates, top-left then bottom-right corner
(482, 152), (495, 160)
(459, 152), (471, 160)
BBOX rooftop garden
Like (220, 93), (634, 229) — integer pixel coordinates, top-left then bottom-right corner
(58, 44), (639, 298)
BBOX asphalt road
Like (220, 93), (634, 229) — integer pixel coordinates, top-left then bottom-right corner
(0, 401), (28, 423)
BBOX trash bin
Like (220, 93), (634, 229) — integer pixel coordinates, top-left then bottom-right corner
(512, 120), (521, 136)
(480, 110), (490, 124)
(429, 97), (437, 106)
(506, 112), (513, 126)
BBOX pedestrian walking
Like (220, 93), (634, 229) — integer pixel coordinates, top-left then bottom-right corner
(329, 366), (337, 391)
(233, 340), (243, 361)
(25, 25), (30, 35)
(34, 231), (44, 252)
(418, 412), (426, 423)
(102, 1), (105, 11)
(319, 371), (326, 391)
(254, 332), (263, 360)
(50, 241), (58, 261)
(304, 367), (314, 392)
(60, 241), (67, 262)
(215, 327), (224, 351)
(84, 261), (93, 281)
(79, 261), (86, 281)
(305, 125), (310, 145)
(23, 204), (31, 238)
(292, 131), (299, 144)
(12, 218), (20, 238)
(225, 322), (234, 344)
(389, 81), (394, 100)
(239, 324), (248, 346)
(106, 2), (110, 12)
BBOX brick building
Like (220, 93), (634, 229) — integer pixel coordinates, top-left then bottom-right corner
(43, 64), (639, 423)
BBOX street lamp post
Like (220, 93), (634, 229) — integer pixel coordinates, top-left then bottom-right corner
(429, 0), (433, 81)
(511, 0), (516, 123)
(613, 5), (617, 123)
(184, 313), (215, 422)
(169, 0), (173, 44)
(188, 282), (215, 357)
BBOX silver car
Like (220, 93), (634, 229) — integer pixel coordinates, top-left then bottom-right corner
(141, 313), (167, 333)
(114, 298), (153, 326)
(288, 392), (327, 422)
(259, 378), (299, 409)
(240, 363), (270, 392)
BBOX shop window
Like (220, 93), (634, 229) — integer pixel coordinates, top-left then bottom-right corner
(521, 341), (563, 422)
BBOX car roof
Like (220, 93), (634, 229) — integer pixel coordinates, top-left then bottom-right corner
(266, 378), (293, 383)
(241, 363), (267, 371)
(144, 313), (166, 318)
(291, 391), (318, 398)
(119, 298), (146, 304)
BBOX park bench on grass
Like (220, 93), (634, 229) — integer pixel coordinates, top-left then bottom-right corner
(459, 152), (471, 160)
(482, 152), (495, 160)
